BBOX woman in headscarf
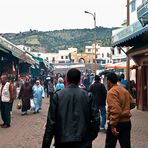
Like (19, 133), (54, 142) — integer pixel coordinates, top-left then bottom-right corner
(55, 77), (65, 92)
(32, 80), (45, 113)
(18, 76), (33, 115)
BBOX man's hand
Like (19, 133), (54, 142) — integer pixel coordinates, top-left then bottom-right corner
(111, 127), (119, 136)
(9, 99), (13, 103)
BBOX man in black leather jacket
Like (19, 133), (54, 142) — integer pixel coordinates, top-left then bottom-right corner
(42, 68), (100, 148)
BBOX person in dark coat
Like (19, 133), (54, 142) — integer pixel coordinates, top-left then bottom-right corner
(18, 76), (33, 115)
(42, 68), (100, 148)
(89, 75), (107, 131)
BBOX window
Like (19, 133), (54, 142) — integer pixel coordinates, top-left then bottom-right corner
(52, 57), (55, 62)
(107, 53), (110, 57)
(88, 49), (91, 52)
(65, 56), (68, 59)
(112, 49), (115, 55)
(102, 53), (104, 58)
(131, 1), (136, 12)
(118, 48), (121, 54)
(142, 0), (146, 4)
(61, 56), (63, 59)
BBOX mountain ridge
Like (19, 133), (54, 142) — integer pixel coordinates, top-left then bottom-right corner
(0, 26), (118, 53)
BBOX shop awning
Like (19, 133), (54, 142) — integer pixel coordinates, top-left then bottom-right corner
(112, 22), (148, 47)
(0, 36), (36, 65)
(105, 60), (136, 69)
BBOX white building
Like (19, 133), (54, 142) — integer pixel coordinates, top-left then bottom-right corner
(111, 47), (127, 63)
(17, 45), (32, 52)
(31, 47), (77, 64)
(85, 44), (112, 65)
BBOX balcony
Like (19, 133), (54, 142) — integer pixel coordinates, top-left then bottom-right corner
(137, 0), (148, 26)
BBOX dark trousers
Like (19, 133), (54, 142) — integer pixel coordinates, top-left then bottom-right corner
(10, 100), (14, 112)
(105, 121), (131, 148)
(1, 102), (11, 126)
(56, 141), (92, 148)
(49, 92), (54, 100)
(0, 101), (1, 112)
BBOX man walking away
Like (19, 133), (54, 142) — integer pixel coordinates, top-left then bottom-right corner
(105, 73), (136, 148)
(42, 68), (100, 148)
(89, 75), (107, 131)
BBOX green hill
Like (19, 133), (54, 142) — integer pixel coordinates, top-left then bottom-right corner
(0, 27), (117, 53)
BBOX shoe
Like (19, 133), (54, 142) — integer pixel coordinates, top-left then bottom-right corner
(1, 124), (10, 128)
(0, 123), (5, 126)
(21, 112), (27, 116)
(100, 128), (106, 133)
(33, 111), (36, 114)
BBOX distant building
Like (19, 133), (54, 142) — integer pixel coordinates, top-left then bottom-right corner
(17, 45), (32, 52)
(70, 44), (111, 65)
(31, 47), (77, 64)
(111, 46), (127, 63)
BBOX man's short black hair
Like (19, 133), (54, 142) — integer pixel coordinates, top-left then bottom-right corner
(95, 75), (101, 81)
(120, 73), (125, 79)
(107, 72), (118, 84)
(67, 68), (81, 85)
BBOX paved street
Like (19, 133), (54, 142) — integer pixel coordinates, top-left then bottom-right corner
(0, 98), (148, 148)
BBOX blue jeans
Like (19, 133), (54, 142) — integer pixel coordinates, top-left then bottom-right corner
(99, 106), (106, 128)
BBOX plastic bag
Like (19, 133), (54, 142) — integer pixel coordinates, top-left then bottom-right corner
(30, 99), (35, 110)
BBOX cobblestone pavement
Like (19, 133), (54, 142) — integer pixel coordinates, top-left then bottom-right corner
(0, 98), (148, 148)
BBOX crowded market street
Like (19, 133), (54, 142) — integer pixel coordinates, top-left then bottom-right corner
(0, 97), (148, 148)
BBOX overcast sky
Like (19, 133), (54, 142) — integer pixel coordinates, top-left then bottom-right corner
(0, 0), (126, 33)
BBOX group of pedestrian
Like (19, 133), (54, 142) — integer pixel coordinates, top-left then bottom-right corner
(0, 74), (45, 128)
(0, 69), (136, 148)
(42, 68), (136, 148)
(17, 76), (45, 115)
(46, 76), (65, 100)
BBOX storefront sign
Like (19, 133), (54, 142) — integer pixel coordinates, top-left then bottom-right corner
(112, 21), (144, 43)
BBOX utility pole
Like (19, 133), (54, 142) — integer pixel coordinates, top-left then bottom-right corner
(84, 11), (97, 75)
(126, 0), (130, 85)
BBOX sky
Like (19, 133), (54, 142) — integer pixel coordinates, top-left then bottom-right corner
(0, 0), (127, 33)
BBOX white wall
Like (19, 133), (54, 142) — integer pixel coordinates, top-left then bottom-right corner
(31, 47), (77, 63)
(97, 47), (112, 65)
(129, 0), (143, 24)
(85, 44), (112, 65)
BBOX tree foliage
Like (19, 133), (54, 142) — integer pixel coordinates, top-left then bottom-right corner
(1, 26), (117, 53)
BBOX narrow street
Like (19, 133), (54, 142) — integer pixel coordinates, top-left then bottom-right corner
(0, 98), (148, 148)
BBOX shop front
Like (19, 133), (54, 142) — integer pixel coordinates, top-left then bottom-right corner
(112, 22), (148, 110)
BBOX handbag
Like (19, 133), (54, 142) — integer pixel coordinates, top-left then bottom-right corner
(17, 101), (22, 110)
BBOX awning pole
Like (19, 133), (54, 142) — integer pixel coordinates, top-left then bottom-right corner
(126, 0), (130, 89)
